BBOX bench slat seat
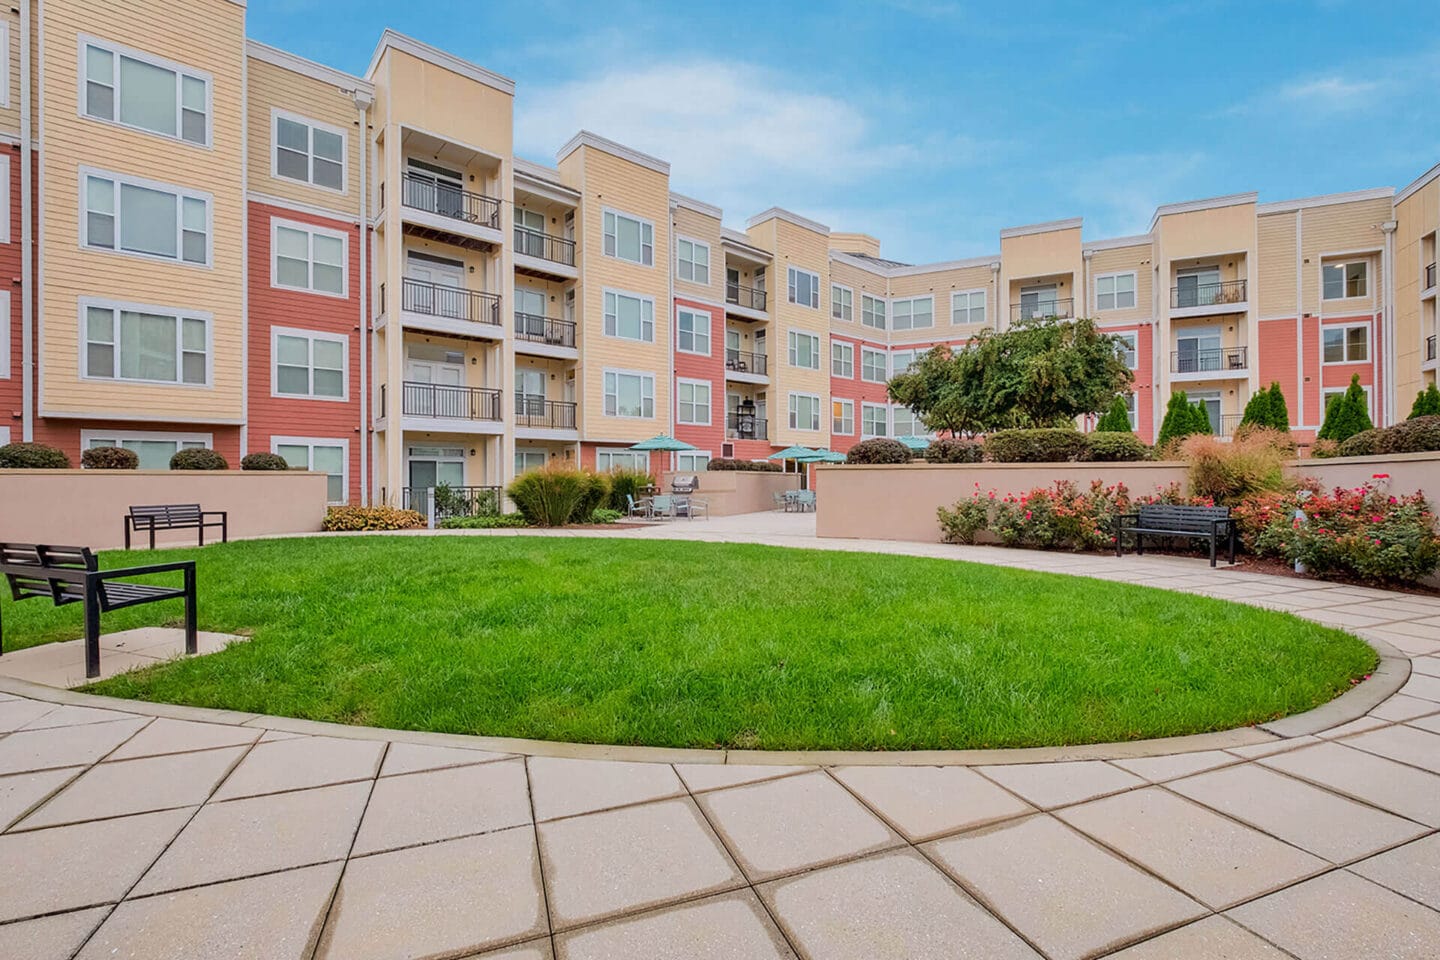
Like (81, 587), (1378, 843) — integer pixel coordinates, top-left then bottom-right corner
(125, 503), (228, 549)
(1114, 504), (1237, 567)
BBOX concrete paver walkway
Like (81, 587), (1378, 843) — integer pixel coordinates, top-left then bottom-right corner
(2, 512), (1440, 958)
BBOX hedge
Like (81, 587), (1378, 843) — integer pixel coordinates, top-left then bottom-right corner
(81, 446), (139, 470)
(170, 448), (228, 470)
(845, 438), (912, 464)
(1338, 415), (1440, 457)
(707, 458), (781, 472)
(984, 429), (1088, 463)
(241, 452), (291, 471)
(1083, 432), (1150, 462)
(0, 442), (71, 469)
(924, 437), (984, 463)
(323, 506), (426, 531)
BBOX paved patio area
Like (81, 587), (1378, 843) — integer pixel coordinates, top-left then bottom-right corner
(2, 513), (1440, 958)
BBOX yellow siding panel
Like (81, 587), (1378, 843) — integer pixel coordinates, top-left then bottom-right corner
(1300, 197), (1390, 316)
(1089, 244), (1152, 322)
(766, 217), (830, 447)
(672, 203), (722, 304)
(245, 57), (362, 217)
(1257, 213), (1297, 317)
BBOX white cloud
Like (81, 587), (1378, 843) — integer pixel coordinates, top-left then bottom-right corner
(1276, 75), (1382, 110)
(1050, 151), (1208, 238)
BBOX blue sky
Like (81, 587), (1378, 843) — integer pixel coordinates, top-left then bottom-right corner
(250, 1), (1439, 264)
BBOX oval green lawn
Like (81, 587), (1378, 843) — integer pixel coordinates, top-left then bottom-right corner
(2, 536), (1376, 750)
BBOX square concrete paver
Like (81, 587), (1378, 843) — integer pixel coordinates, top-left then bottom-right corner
(0, 767), (83, 830)
(17, 745), (248, 829)
(77, 862), (343, 960)
(539, 796), (742, 930)
(927, 815), (1205, 960)
(527, 756), (684, 821)
(1409, 712), (1440, 734)
(1412, 656), (1440, 677)
(19, 704), (140, 730)
(133, 780), (371, 895)
(1105, 915), (1288, 959)
(107, 717), (262, 760)
(1226, 735), (1321, 759)
(211, 735), (384, 800)
(1400, 673), (1440, 702)
(1057, 787), (1327, 909)
(0, 807), (193, 922)
(1340, 724), (1440, 774)
(0, 716), (148, 775)
(1110, 750), (1239, 783)
(1349, 834), (1440, 910)
(319, 827), (546, 959)
(1317, 715), (1390, 739)
(760, 849), (1040, 960)
(831, 765), (1034, 841)
(0, 906), (109, 960)
(352, 757), (531, 856)
(1260, 741), (1440, 827)
(555, 890), (793, 960)
(476, 941), (553, 960)
(0, 698), (57, 732)
(696, 772), (900, 882)
(673, 763), (813, 793)
(378, 740), (511, 777)
(1167, 763), (1429, 863)
(1227, 870), (1440, 960)
(976, 760), (1144, 809)
(1369, 694), (1440, 722)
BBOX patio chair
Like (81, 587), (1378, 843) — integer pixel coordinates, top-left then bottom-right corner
(625, 494), (651, 520)
(650, 495), (675, 520)
(796, 490), (816, 512)
(773, 492), (790, 512)
(676, 496), (709, 521)
(782, 490), (801, 512)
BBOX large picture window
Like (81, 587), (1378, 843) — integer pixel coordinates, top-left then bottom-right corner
(82, 39), (209, 145)
(788, 267), (820, 308)
(603, 370), (655, 418)
(82, 300), (209, 386)
(604, 291), (656, 342)
(273, 220), (346, 296)
(83, 171), (209, 266)
(788, 392), (821, 431)
(788, 331), (821, 369)
(603, 209), (654, 266)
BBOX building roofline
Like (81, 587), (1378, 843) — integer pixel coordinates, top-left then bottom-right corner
(1256, 185), (1395, 215)
(745, 206), (830, 234)
(1083, 233), (1153, 253)
(828, 251), (890, 276)
(670, 192), (722, 220)
(720, 228), (773, 259)
(999, 217), (1082, 240)
(1396, 161), (1440, 205)
(247, 40), (373, 96)
(365, 29), (515, 96)
(830, 250), (998, 278)
(514, 157), (580, 201)
(1149, 192), (1257, 231)
(557, 130), (670, 176)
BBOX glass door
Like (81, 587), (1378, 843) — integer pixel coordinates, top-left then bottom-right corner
(1176, 267), (1221, 308)
(1020, 284), (1057, 320)
(406, 159), (464, 218)
(515, 208), (546, 258)
(404, 354), (464, 417)
(516, 368), (546, 423)
(405, 253), (466, 317)
(1190, 391), (1222, 435)
(1175, 328), (1221, 373)
(515, 287), (546, 339)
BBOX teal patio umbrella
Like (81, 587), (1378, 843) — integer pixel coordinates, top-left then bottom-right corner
(628, 435), (697, 484)
(805, 449), (848, 463)
(894, 435), (930, 451)
(768, 445), (820, 488)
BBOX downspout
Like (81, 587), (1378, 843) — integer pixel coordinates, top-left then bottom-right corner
(1295, 210), (1305, 427)
(1082, 249), (1093, 316)
(19, 0), (33, 440)
(667, 200), (676, 474)
(353, 90), (372, 503)
(1381, 220), (1397, 425)
(989, 262), (1000, 332)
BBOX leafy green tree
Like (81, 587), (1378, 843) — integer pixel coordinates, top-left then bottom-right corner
(884, 346), (982, 436)
(1317, 374), (1374, 443)
(1095, 394), (1134, 432)
(1267, 382), (1292, 430)
(1410, 382), (1440, 419)
(1157, 391), (1210, 449)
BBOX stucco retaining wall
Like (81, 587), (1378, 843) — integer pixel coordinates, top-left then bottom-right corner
(660, 470), (801, 516)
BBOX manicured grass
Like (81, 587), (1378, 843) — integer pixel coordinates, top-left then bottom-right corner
(0, 536), (1376, 750)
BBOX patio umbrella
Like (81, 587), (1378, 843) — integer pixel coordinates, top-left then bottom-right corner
(767, 445), (819, 461)
(807, 450), (848, 463)
(894, 435), (931, 451)
(629, 434), (697, 452)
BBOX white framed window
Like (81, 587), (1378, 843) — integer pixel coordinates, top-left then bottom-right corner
(831, 340), (854, 378)
(82, 429), (212, 470)
(892, 406), (925, 437)
(0, 155), (9, 243)
(832, 398), (854, 435)
(81, 298), (210, 386)
(675, 450), (711, 472)
(676, 237), (709, 284)
(272, 326), (347, 400)
(891, 296), (933, 330)
(1096, 272), (1137, 311)
(82, 168), (210, 267)
(602, 209), (654, 266)
(1115, 332), (1138, 369)
(788, 267), (820, 308)
(788, 330), (821, 369)
(272, 109), (346, 193)
(273, 437), (349, 504)
(950, 289), (985, 325)
(1322, 261), (1368, 300)
(515, 448), (547, 475)
(603, 369), (655, 419)
(894, 349), (929, 374)
(677, 378), (712, 425)
(0, 427), (8, 445)
(1323, 384), (1372, 419)
(861, 294), (886, 329)
(0, 24), (9, 108)
(676, 307), (710, 355)
(1124, 392), (1138, 430)
(597, 448), (651, 472)
(831, 284), (854, 321)
(788, 392), (821, 431)
(861, 402), (888, 438)
(80, 37), (210, 146)
(1322, 323), (1369, 364)
(272, 219), (347, 297)
(604, 290), (656, 342)
(0, 292), (9, 378)
(860, 346), (887, 383)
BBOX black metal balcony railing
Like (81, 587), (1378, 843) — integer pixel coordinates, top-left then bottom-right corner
(1427, 335), (1437, 362)
(402, 485), (503, 521)
(1171, 278), (1247, 309)
(1426, 262), (1437, 290)
(514, 227), (576, 266)
(399, 172), (501, 229)
(1011, 297), (1074, 322)
(725, 282), (767, 312)
(726, 412), (768, 440)
(1171, 346), (1249, 374)
(1218, 414), (1244, 438)
(514, 395), (577, 430)
(725, 349), (768, 376)
(513, 311), (577, 348)
(387, 381), (501, 420)
(401, 277), (501, 326)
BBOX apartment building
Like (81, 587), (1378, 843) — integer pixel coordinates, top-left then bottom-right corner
(2, 1), (1437, 508)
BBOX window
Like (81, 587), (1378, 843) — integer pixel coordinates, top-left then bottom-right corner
(861, 402), (888, 438)
(603, 370), (655, 418)
(861, 347), (887, 383)
(1323, 324), (1369, 364)
(1323, 261), (1368, 300)
(273, 110), (345, 192)
(1323, 384), (1371, 419)
(515, 448), (547, 475)
(832, 398), (854, 435)
(274, 438), (347, 504)
(788, 331), (820, 369)
(273, 327), (346, 400)
(676, 237), (709, 284)
(82, 430), (210, 470)
(0, 24), (9, 108)
(788, 392), (821, 431)
(0, 292), (10, 378)
(892, 406), (924, 437)
(1124, 393), (1138, 430)
(677, 379), (712, 425)
(676, 308), (710, 355)
(951, 290), (985, 325)
(1115, 332), (1138, 369)
(272, 220), (346, 297)
(82, 300), (208, 385)
(676, 451), (711, 472)
(597, 449), (651, 472)
(831, 340), (854, 378)
(603, 290), (655, 342)
(890, 349), (924, 375)
(602, 209), (654, 266)
(0, 155), (9, 244)
(831, 284), (853, 321)
(861, 294), (886, 329)
(1096, 272), (1136, 311)
(788, 267), (820, 308)
(83, 170), (209, 266)
(81, 39), (209, 145)
(891, 296), (933, 330)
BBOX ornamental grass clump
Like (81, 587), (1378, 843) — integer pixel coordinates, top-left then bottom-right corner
(506, 464), (609, 526)
(1179, 429), (1292, 504)
(603, 468), (653, 511)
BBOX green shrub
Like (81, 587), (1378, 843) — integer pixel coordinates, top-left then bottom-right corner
(1156, 391), (1211, 452)
(1309, 438), (1340, 459)
(1268, 382), (1292, 430)
(706, 458), (781, 472)
(1317, 374), (1373, 443)
(1372, 415), (1440, 455)
(1409, 383), (1440, 419)
(170, 448), (228, 470)
(989, 480), (1137, 551)
(323, 506), (425, 531)
(1094, 395), (1134, 433)
(983, 428), (1088, 463)
(438, 513), (529, 529)
(0, 442), (71, 469)
(1083, 432), (1149, 462)
(80, 445), (139, 470)
(937, 496), (991, 544)
(506, 465), (607, 526)
(845, 438), (912, 464)
(587, 508), (624, 524)
(604, 468), (652, 511)
(1336, 429), (1385, 458)
(924, 437), (984, 463)
(1239, 389), (1270, 430)
(240, 452), (290, 471)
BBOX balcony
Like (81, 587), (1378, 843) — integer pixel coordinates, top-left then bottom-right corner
(513, 312), (577, 355)
(515, 395), (578, 431)
(395, 277), (501, 331)
(1010, 298), (1074, 323)
(1171, 279), (1247, 313)
(393, 172), (503, 251)
(381, 381), (502, 422)
(1426, 262), (1437, 291)
(514, 227), (577, 280)
(725, 282), (768, 315)
(725, 348), (768, 383)
(401, 485), (503, 524)
(726, 412), (768, 441)
(1170, 345), (1248, 377)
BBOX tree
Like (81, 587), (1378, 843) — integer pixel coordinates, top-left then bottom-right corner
(1317, 374), (1374, 443)
(1410, 382), (1440, 419)
(884, 346), (982, 436)
(1239, 389), (1272, 429)
(1095, 394), (1134, 432)
(1267, 382), (1292, 430)
(1157, 391), (1210, 449)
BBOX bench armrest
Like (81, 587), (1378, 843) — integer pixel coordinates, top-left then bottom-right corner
(95, 560), (197, 581)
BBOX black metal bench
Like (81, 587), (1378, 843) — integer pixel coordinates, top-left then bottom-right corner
(125, 503), (228, 550)
(0, 543), (197, 678)
(1114, 504), (1238, 567)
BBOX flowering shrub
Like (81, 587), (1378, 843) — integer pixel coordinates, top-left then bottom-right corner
(936, 484), (993, 544)
(323, 506), (426, 531)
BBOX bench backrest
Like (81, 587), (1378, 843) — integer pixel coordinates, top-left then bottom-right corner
(1, 543), (96, 603)
(1136, 503), (1230, 532)
(129, 504), (203, 526)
